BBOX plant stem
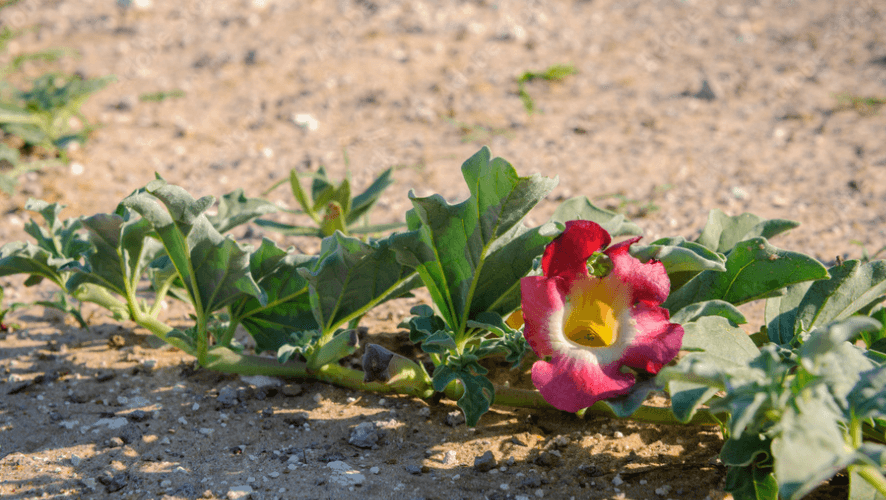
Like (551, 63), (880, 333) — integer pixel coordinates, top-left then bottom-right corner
(855, 465), (886, 497)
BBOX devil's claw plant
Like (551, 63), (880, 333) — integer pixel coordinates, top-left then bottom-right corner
(1, 148), (886, 499)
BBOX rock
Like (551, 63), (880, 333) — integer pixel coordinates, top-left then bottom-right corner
(240, 375), (282, 390)
(93, 417), (129, 431)
(118, 424), (142, 445)
(283, 413), (308, 426)
(473, 451), (497, 472)
(443, 450), (457, 465)
(107, 437), (125, 448)
(326, 460), (365, 487)
(281, 383), (303, 397)
(445, 410), (465, 427)
(125, 410), (150, 422)
(70, 454), (82, 467)
(519, 476), (542, 488)
(98, 472), (128, 492)
(217, 386), (238, 407)
(348, 421), (380, 448)
(534, 451), (561, 467)
(404, 465), (423, 475)
(226, 485), (253, 499)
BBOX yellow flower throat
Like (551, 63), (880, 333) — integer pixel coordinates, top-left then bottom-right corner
(564, 280), (618, 347)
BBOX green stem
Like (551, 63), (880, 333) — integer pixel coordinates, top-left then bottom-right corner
(855, 465), (886, 497)
(851, 417), (864, 449)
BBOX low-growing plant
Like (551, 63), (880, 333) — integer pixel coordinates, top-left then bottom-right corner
(256, 163), (404, 238)
(517, 63), (576, 114)
(0, 3), (112, 194)
(1, 148), (885, 499)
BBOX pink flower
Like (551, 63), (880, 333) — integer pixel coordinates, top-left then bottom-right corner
(520, 220), (684, 412)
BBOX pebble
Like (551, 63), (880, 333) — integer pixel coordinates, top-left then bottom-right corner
(268, 472), (280, 478)
(192, 403), (200, 411)
(473, 451), (497, 472)
(370, 467), (380, 475)
(612, 474), (624, 486)
(160, 479), (172, 488)
(418, 407), (431, 417)
(118, 424), (142, 444)
(326, 461), (365, 487)
(535, 489), (544, 498)
(178, 417), (188, 425)
(443, 450), (457, 465)
(348, 422), (380, 449)
(445, 410), (465, 427)
(199, 428), (215, 436)
(81, 477), (97, 490)
(217, 386), (239, 407)
(281, 383), (303, 396)
(226, 485), (253, 499)
(70, 454), (81, 467)
(613, 431), (624, 438)
(93, 417), (128, 431)
(241, 375), (282, 389)
(312, 393), (323, 403)
(656, 485), (672, 496)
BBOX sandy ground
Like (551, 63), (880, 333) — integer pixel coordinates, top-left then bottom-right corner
(1, 0), (885, 498)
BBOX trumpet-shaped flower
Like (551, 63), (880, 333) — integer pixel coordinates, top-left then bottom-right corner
(520, 220), (683, 412)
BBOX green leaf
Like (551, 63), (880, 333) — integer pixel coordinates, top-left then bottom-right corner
(390, 147), (557, 338)
(695, 209), (799, 253)
(764, 281), (814, 344)
(850, 468), (886, 500)
(287, 169), (315, 217)
(298, 232), (418, 334)
(233, 240), (317, 353)
(600, 378), (661, 418)
(659, 317), (759, 422)
(124, 180), (263, 317)
(206, 188), (277, 234)
(252, 219), (323, 237)
(0, 241), (71, 287)
(664, 237), (829, 313)
(276, 329), (321, 363)
(725, 464), (778, 500)
(549, 196), (642, 237)
(721, 432), (772, 467)
(309, 329), (359, 370)
(347, 167), (395, 225)
(771, 397), (856, 500)
(767, 260), (886, 344)
(433, 363), (495, 427)
(67, 212), (163, 299)
(631, 237), (727, 274)
(671, 300), (747, 325)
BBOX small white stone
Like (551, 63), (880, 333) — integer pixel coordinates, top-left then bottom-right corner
(160, 437), (171, 445)
(370, 466), (380, 474)
(70, 163), (84, 176)
(287, 464), (297, 471)
(178, 417), (188, 425)
(268, 472), (280, 478)
(199, 428), (214, 436)
(612, 474), (624, 486)
(70, 454), (81, 467)
(192, 403), (200, 411)
(500, 483), (509, 491)
(246, 477), (256, 483)
(613, 431), (624, 438)
(160, 479), (172, 488)
(535, 489), (545, 498)
(312, 393), (323, 403)
(226, 485), (253, 500)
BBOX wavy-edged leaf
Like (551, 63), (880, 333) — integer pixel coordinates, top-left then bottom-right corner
(664, 237), (829, 313)
(298, 232), (418, 334)
(123, 180), (263, 317)
(766, 260), (886, 344)
(725, 464), (778, 500)
(659, 316), (759, 422)
(433, 363), (495, 427)
(207, 188), (277, 234)
(550, 195), (642, 237)
(233, 239), (317, 353)
(0, 241), (71, 286)
(390, 147), (557, 337)
(695, 209), (799, 253)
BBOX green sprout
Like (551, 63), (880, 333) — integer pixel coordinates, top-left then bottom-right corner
(517, 64), (576, 114)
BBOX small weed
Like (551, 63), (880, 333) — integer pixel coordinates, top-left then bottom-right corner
(516, 64), (576, 114)
(444, 117), (513, 143)
(834, 92), (886, 115)
(850, 239), (886, 263)
(139, 89), (186, 102)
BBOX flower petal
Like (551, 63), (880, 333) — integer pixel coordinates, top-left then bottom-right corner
(531, 356), (634, 413)
(542, 220), (611, 280)
(520, 276), (567, 357)
(619, 303), (684, 374)
(605, 237), (670, 305)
